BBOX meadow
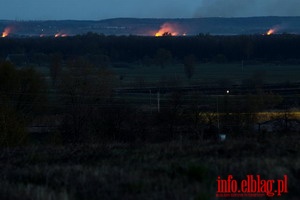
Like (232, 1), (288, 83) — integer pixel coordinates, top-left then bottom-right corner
(0, 133), (299, 200)
(112, 62), (300, 87)
(1, 34), (300, 199)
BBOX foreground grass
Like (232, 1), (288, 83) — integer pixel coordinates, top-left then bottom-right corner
(0, 133), (299, 200)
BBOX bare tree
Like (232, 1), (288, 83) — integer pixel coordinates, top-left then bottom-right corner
(59, 58), (115, 143)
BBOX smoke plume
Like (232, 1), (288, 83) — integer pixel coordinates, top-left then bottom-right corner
(195, 0), (300, 17)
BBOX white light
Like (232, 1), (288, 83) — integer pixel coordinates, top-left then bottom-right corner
(219, 134), (226, 141)
(226, 90), (230, 94)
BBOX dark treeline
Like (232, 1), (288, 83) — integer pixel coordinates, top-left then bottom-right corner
(1, 33), (300, 63)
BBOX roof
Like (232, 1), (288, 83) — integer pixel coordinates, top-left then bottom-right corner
(258, 118), (300, 125)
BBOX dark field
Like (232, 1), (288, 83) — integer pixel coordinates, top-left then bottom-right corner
(1, 133), (299, 200)
(112, 62), (300, 87)
(0, 34), (300, 199)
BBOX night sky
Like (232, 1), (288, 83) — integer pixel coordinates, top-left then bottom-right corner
(0, 0), (299, 20)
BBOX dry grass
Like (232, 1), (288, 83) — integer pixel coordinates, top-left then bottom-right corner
(0, 133), (299, 199)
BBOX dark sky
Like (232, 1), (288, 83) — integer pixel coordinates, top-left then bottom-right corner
(0, 0), (299, 20)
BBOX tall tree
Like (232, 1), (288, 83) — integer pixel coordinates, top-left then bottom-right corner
(155, 48), (172, 68)
(0, 61), (47, 116)
(59, 58), (115, 143)
(0, 61), (46, 146)
(184, 54), (196, 80)
(50, 53), (62, 86)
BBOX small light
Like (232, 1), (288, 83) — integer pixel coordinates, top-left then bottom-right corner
(226, 90), (230, 94)
(219, 134), (226, 141)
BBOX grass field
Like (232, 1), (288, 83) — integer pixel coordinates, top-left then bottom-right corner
(10, 61), (298, 200)
(1, 133), (299, 200)
(112, 62), (300, 87)
(32, 62), (300, 89)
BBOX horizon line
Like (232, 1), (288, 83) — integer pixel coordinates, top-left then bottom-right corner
(1, 15), (300, 22)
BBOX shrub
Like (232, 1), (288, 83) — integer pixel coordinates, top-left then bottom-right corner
(0, 106), (28, 147)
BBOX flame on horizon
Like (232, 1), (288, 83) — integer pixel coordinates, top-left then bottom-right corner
(55, 32), (68, 38)
(155, 23), (185, 37)
(2, 27), (11, 37)
(267, 28), (276, 35)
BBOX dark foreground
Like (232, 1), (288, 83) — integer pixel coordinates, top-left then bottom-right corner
(0, 133), (299, 200)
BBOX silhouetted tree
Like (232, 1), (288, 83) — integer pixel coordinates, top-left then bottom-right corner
(157, 91), (184, 140)
(0, 61), (46, 146)
(59, 58), (115, 143)
(162, 32), (172, 36)
(0, 61), (47, 116)
(183, 93), (209, 141)
(0, 106), (27, 147)
(50, 53), (62, 86)
(155, 48), (172, 68)
(184, 54), (196, 80)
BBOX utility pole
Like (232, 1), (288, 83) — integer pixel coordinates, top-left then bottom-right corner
(149, 89), (152, 114)
(217, 95), (220, 133)
(157, 91), (160, 113)
(149, 89), (152, 105)
(242, 60), (244, 72)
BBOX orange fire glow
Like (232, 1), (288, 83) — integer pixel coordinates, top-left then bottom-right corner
(55, 32), (68, 38)
(155, 23), (185, 37)
(2, 27), (11, 37)
(267, 29), (276, 35)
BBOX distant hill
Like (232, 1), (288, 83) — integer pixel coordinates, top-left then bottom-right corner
(1, 17), (300, 37)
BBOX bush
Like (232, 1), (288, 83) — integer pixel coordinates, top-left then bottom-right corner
(0, 106), (28, 147)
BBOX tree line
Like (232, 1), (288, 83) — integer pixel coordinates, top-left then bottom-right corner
(1, 33), (300, 64)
